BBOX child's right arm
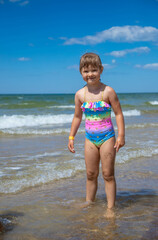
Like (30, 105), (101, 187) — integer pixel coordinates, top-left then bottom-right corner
(68, 91), (83, 153)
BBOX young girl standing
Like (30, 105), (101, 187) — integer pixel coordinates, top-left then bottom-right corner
(68, 53), (125, 210)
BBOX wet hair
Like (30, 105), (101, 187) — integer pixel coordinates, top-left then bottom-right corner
(79, 52), (103, 73)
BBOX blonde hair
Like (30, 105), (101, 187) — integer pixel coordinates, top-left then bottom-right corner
(79, 53), (103, 73)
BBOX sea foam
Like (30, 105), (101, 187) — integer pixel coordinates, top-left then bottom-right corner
(0, 114), (74, 129)
(149, 101), (158, 105)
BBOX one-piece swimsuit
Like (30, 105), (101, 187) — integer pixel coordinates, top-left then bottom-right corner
(81, 87), (115, 147)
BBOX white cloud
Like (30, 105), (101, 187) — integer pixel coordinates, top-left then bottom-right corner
(135, 63), (158, 70)
(106, 46), (150, 57)
(112, 59), (116, 64)
(48, 37), (54, 40)
(59, 37), (68, 40)
(19, 1), (29, 6)
(18, 57), (30, 61)
(9, 0), (29, 5)
(63, 26), (158, 45)
(67, 65), (79, 70)
(102, 64), (115, 70)
(9, 0), (21, 2)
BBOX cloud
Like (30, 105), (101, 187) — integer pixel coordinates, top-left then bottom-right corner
(19, 1), (29, 6)
(112, 59), (116, 64)
(59, 37), (67, 40)
(48, 37), (54, 40)
(63, 26), (158, 45)
(67, 65), (79, 70)
(106, 46), (150, 57)
(18, 57), (30, 61)
(9, 0), (29, 6)
(135, 63), (158, 70)
(102, 64), (115, 70)
(9, 0), (21, 2)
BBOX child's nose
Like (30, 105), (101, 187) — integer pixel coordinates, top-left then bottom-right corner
(88, 71), (93, 76)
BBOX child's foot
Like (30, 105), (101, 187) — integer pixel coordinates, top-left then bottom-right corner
(104, 208), (115, 219)
(79, 200), (94, 209)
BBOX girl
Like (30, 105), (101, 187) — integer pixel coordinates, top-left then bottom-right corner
(68, 53), (125, 210)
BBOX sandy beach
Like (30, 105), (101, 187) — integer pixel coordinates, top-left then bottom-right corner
(0, 153), (158, 240)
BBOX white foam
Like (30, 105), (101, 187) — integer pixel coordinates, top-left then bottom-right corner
(0, 114), (74, 129)
(0, 151), (62, 160)
(4, 167), (22, 170)
(48, 105), (75, 109)
(149, 101), (158, 105)
(0, 128), (85, 135)
(0, 159), (85, 193)
(122, 109), (141, 116)
(111, 109), (141, 117)
(0, 146), (158, 193)
(116, 148), (158, 164)
(125, 123), (158, 129)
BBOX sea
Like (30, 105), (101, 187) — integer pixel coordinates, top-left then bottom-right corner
(0, 93), (158, 239)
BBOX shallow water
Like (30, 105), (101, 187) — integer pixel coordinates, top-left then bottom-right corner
(0, 156), (158, 240)
(0, 93), (158, 239)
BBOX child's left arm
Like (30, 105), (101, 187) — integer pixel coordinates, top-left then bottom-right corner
(108, 87), (125, 152)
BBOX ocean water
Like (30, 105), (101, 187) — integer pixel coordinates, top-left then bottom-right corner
(0, 93), (158, 194)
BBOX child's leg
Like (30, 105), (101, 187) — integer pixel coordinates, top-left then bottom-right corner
(100, 137), (116, 209)
(85, 138), (100, 202)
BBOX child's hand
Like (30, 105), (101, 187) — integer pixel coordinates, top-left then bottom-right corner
(68, 140), (75, 153)
(114, 136), (125, 152)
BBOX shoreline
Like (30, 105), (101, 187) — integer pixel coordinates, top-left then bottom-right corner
(0, 154), (158, 239)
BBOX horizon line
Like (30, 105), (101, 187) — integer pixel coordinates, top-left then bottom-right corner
(0, 91), (158, 95)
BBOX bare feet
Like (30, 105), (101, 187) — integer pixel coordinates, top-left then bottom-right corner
(79, 200), (94, 209)
(104, 208), (115, 219)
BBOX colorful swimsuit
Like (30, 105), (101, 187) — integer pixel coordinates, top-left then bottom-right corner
(81, 88), (115, 147)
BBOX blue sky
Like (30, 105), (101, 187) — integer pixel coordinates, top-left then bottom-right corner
(0, 0), (158, 94)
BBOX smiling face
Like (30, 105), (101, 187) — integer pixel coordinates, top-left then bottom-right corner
(81, 65), (103, 85)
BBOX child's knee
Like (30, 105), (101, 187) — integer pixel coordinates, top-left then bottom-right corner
(87, 170), (99, 181)
(102, 171), (115, 182)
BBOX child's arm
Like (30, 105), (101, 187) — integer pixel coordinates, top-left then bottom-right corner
(108, 87), (125, 152)
(68, 91), (83, 153)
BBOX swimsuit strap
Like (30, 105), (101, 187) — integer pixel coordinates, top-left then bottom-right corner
(84, 86), (86, 102)
(101, 89), (104, 101)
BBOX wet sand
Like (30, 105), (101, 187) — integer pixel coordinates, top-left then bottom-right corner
(0, 155), (158, 240)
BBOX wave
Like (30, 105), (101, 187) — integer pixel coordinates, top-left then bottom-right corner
(113, 109), (141, 117)
(0, 158), (85, 194)
(125, 123), (158, 129)
(1, 122), (158, 135)
(0, 114), (74, 129)
(116, 147), (158, 164)
(148, 101), (158, 105)
(0, 151), (62, 160)
(47, 105), (75, 109)
(0, 109), (141, 130)
(0, 145), (158, 194)
(0, 128), (85, 135)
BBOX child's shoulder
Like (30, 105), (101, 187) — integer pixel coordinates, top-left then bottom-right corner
(75, 86), (86, 103)
(104, 85), (116, 95)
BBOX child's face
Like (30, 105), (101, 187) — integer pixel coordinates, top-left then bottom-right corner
(81, 65), (103, 85)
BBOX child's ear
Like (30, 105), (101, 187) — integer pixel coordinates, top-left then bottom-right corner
(100, 66), (104, 74)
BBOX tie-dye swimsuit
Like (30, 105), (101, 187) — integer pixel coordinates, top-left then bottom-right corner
(81, 87), (115, 147)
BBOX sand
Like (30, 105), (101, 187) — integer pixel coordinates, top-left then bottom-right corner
(0, 153), (158, 240)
